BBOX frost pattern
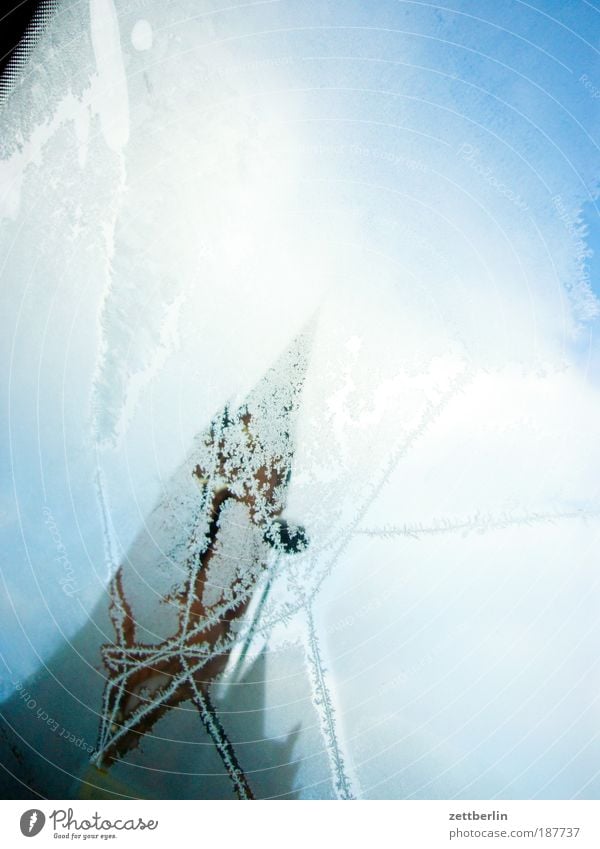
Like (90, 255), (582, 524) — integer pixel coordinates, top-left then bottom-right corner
(304, 604), (356, 800)
(302, 366), (474, 609)
(355, 506), (600, 540)
(93, 331), (311, 798)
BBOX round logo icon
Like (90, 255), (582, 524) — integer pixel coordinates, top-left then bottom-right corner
(19, 810), (45, 837)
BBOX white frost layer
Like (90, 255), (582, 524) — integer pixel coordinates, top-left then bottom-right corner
(89, 0), (129, 153)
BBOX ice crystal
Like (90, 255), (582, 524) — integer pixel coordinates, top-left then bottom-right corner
(94, 331), (311, 798)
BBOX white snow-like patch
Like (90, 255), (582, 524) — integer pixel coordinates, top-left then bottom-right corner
(131, 19), (153, 52)
(89, 0), (129, 153)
